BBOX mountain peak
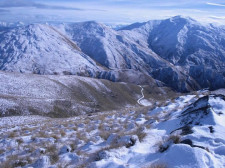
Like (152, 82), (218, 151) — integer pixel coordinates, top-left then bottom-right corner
(0, 23), (101, 75)
(119, 22), (147, 30)
(169, 15), (197, 24)
(18, 23), (52, 36)
(81, 21), (108, 30)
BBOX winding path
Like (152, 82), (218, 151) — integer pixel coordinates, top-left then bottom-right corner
(137, 85), (145, 105)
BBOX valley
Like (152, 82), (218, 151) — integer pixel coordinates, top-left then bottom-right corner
(0, 15), (225, 168)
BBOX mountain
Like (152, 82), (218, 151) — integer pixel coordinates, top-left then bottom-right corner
(63, 21), (168, 72)
(0, 24), (102, 76)
(61, 21), (199, 92)
(0, 70), (175, 117)
(0, 16), (224, 92)
(0, 21), (25, 31)
(0, 17), (225, 168)
(120, 16), (225, 90)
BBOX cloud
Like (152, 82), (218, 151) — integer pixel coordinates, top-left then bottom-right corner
(209, 16), (225, 20)
(206, 2), (225, 7)
(0, 0), (225, 25)
(0, 0), (83, 10)
(0, 8), (9, 12)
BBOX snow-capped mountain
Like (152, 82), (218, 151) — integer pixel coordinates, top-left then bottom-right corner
(0, 24), (102, 76)
(61, 21), (199, 92)
(0, 21), (25, 31)
(120, 16), (225, 90)
(0, 16), (224, 91)
(1, 16), (225, 168)
(63, 21), (167, 71)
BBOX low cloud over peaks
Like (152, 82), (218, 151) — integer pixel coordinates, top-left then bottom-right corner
(0, 0), (83, 10)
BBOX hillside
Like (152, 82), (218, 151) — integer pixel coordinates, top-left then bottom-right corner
(0, 71), (176, 117)
(62, 20), (200, 92)
(0, 24), (102, 76)
(120, 16), (225, 90)
(0, 15), (224, 168)
(1, 90), (225, 167)
(0, 16), (224, 91)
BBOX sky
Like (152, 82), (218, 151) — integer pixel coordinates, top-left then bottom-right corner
(0, 0), (225, 25)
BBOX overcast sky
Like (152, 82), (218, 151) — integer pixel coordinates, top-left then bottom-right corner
(0, 0), (225, 25)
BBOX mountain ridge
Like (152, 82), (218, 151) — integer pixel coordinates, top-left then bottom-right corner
(0, 24), (103, 76)
(0, 16), (224, 92)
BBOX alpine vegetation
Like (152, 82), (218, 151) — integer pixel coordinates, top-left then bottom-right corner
(0, 3), (225, 167)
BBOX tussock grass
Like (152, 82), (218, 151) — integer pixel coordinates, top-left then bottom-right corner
(46, 144), (57, 154)
(51, 134), (60, 141)
(50, 153), (59, 164)
(143, 162), (167, 168)
(99, 130), (111, 141)
(38, 131), (49, 138)
(0, 84), (181, 167)
(60, 130), (66, 137)
(158, 134), (181, 153)
(8, 131), (18, 138)
(0, 154), (19, 168)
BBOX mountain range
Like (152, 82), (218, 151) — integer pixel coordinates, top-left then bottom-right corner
(0, 16), (224, 92)
(0, 16), (225, 168)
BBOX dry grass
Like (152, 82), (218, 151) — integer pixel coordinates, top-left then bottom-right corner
(45, 144), (59, 164)
(68, 139), (80, 152)
(86, 125), (96, 133)
(60, 130), (66, 137)
(23, 144), (36, 153)
(168, 134), (181, 144)
(0, 86), (182, 167)
(130, 127), (147, 142)
(8, 131), (17, 138)
(99, 130), (111, 141)
(16, 138), (24, 147)
(50, 153), (59, 164)
(143, 162), (167, 168)
(72, 126), (78, 131)
(146, 124), (151, 129)
(137, 132), (147, 142)
(76, 132), (89, 142)
(0, 149), (5, 155)
(158, 134), (181, 153)
(31, 136), (36, 142)
(46, 144), (57, 154)
(51, 134), (60, 141)
(0, 154), (19, 168)
(38, 131), (49, 138)
(73, 162), (91, 168)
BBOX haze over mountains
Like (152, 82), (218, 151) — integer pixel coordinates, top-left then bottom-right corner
(0, 16), (224, 92)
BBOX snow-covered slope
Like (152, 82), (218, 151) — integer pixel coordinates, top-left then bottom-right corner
(148, 16), (225, 68)
(0, 24), (102, 76)
(63, 21), (167, 71)
(0, 71), (174, 117)
(1, 91), (225, 167)
(119, 16), (225, 68)
(94, 94), (225, 168)
(0, 16), (224, 91)
(120, 16), (225, 90)
(61, 21), (199, 92)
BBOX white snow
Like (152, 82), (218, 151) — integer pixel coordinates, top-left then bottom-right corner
(0, 93), (225, 167)
(95, 94), (225, 168)
(0, 24), (102, 75)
